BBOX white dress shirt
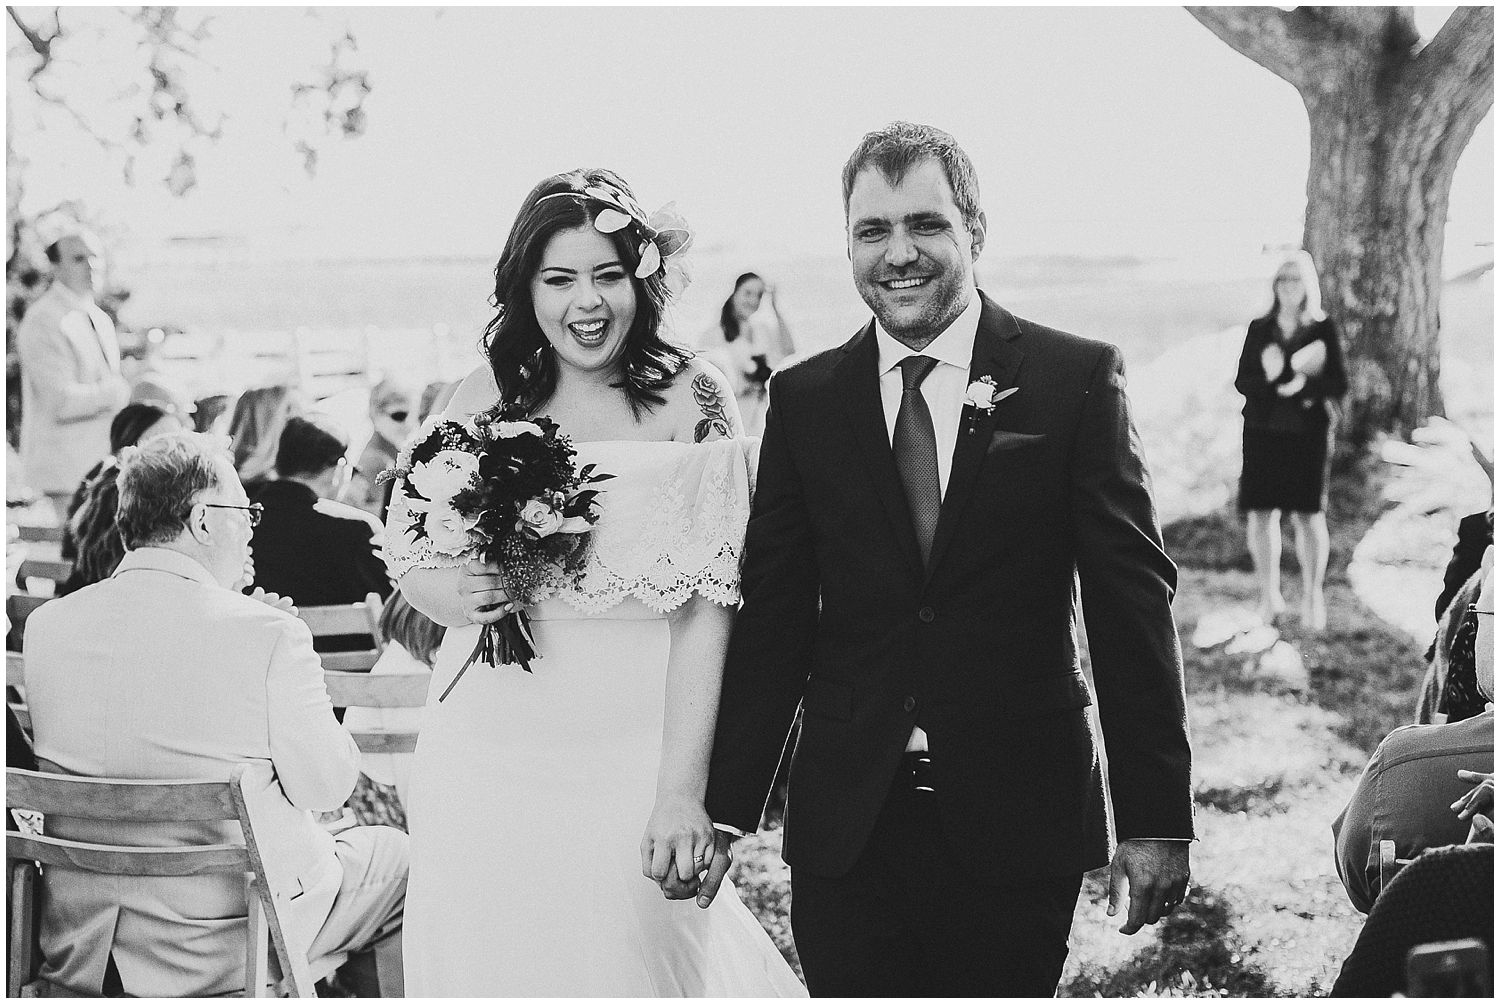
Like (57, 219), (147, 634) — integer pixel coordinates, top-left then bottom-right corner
(873, 293), (984, 502)
(873, 293), (984, 752)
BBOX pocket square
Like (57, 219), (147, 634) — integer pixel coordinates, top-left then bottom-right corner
(987, 430), (1046, 455)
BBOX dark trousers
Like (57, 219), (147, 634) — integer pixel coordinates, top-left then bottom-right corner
(790, 755), (1083, 997)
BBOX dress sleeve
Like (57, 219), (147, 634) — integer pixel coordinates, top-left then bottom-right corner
(562, 438), (759, 614)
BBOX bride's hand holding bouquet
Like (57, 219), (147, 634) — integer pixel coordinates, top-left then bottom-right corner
(380, 402), (613, 699)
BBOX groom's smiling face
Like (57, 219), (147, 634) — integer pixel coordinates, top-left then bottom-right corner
(847, 158), (985, 350)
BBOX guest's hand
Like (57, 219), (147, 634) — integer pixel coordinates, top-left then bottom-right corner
(1467, 813), (1493, 844)
(641, 793), (717, 900)
(234, 552), (256, 593)
(458, 558), (517, 626)
(246, 587), (297, 614)
(1107, 839), (1190, 935)
(1275, 372), (1308, 397)
(1451, 770), (1494, 822)
(1289, 340), (1327, 378)
(1260, 343), (1284, 382)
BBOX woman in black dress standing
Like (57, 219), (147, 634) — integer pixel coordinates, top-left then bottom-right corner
(1235, 251), (1348, 631)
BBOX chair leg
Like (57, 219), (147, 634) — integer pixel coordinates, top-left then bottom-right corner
(8, 860), (38, 999)
(245, 877), (270, 997)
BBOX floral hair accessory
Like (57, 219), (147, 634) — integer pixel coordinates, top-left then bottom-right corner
(537, 183), (694, 297)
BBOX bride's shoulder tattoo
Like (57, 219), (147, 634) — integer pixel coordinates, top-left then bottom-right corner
(691, 372), (735, 443)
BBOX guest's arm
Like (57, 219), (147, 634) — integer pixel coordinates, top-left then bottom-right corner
(265, 617), (359, 811)
(1233, 322), (1279, 400)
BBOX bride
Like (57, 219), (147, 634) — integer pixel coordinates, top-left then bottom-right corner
(389, 168), (806, 996)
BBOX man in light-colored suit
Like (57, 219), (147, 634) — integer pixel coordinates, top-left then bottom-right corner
(16, 227), (130, 505)
(24, 432), (407, 997)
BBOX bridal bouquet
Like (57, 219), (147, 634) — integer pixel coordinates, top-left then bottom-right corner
(379, 403), (612, 700)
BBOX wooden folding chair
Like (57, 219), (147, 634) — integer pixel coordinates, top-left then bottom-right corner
(6, 654), (29, 739)
(296, 594), (383, 643)
(6, 594), (49, 651)
(323, 671), (429, 755)
(15, 559), (72, 595)
(13, 526), (64, 547)
(6, 765), (317, 997)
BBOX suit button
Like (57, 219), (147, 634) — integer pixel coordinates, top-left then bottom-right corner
(918, 606), (935, 623)
(903, 696), (917, 713)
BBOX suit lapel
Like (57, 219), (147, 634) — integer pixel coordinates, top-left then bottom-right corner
(832, 323), (925, 580)
(926, 295), (1025, 584)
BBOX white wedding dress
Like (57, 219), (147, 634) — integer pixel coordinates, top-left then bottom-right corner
(388, 437), (805, 997)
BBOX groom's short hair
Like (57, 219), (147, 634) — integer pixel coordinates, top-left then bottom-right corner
(841, 122), (983, 237)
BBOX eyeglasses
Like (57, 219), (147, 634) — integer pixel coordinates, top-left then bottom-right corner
(202, 502), (265, 528)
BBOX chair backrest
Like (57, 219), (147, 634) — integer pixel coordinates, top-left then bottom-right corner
(14, 525), (64, 546)
(6, 593), (49, 646)
(5, 766), (316, 997)
(296, 593), (383, 641)
(324, 670), (428, 755)
(6, 652), (22, 690)
(319, 649), (381, 673)
(16, 558), (72, 590)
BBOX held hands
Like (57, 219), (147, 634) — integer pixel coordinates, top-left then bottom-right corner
(458, 558), (520, 626)
(641, 794), (729, 907)
(1106, 839), (1191, 935)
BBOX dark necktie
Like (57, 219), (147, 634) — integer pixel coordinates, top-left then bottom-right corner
(894, 355), (941, 568)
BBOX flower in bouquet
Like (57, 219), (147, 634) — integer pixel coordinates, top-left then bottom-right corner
(379, 402), (613, 699)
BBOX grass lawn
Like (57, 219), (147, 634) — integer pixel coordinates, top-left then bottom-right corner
(730, 456), (1431, 996)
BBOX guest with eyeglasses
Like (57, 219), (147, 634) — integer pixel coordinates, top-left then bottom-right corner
(250, 414), (393, 654)
(21, 430), (407, 997)
(349, 378), (417, 522)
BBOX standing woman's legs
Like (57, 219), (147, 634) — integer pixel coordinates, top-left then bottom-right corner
(1290, 511), (1330, 631)
(1246, 509), (1284, 624)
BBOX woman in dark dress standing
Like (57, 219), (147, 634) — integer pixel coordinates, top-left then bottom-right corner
(1235, 251), (1348, 631)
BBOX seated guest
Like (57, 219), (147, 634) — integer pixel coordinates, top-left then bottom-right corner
(348, 378), (416, 522)
(418, 378), (458, 424)
(192, 391), (235, 437)
(228, 385), (301, 494)
(57, 458), (125, 595)
(1418, 552), (1493, 724)
(251, 415), (392, 651)
(22, 432), (406, 996)
(1337, 559), (1495, 912)
(1332, 709), (1494, 912)
(61, 402), (182, 562)
(1329, 843), (1493, 997)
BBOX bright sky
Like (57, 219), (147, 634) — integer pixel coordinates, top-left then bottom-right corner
(8, 5), (1492, 270)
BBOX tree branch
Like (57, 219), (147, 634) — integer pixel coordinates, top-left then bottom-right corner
(7, 6), (59, 80)
(1184, 6), (1314, 86)
(1413, 6), (1494, 88)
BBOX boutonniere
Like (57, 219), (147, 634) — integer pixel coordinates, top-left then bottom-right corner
(963, 376), (1019, 435)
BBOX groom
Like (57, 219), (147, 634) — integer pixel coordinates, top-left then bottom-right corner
(697, 122), (1194, 995)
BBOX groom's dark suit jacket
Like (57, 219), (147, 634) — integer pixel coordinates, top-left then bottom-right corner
(706, 293), (1194, 883)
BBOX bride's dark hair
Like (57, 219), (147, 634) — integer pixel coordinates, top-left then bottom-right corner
(483, 168), (692, 418)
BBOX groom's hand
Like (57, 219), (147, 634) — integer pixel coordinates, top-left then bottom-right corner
(1107, 839), (1190, 935)
(695, 830), (735, 909)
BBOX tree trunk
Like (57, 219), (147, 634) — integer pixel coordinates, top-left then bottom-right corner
(1302, 68), (1444, 446)
(1187, 6), (1494, 449)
